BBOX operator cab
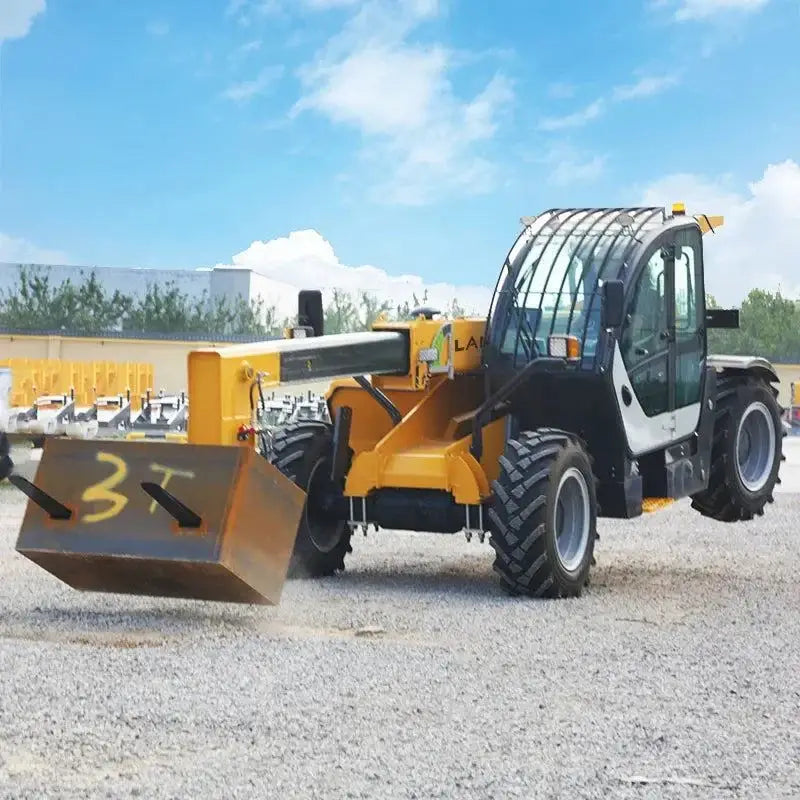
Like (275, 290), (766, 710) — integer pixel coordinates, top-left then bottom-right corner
(483, 205), (711, 517)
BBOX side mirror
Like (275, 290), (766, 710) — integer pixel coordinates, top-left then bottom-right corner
(298, 290), (324, 337)
(601, 280), (625, 329)
(705, 308), (739, 329)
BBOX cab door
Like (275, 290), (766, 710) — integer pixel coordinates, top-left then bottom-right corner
(614, 224), (706, 455)
(669, 225), (706, 426)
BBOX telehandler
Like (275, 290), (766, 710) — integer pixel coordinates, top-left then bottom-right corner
(1, 205), (785, 603)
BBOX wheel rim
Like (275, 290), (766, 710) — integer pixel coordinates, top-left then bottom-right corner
(554, 467), (591, 573)
(304, 459), (345, 552)
(736, 401), (776, 493)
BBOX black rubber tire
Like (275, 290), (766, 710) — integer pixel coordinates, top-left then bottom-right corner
(0, 432), (11, 483)
(266, 421), (353, 578)
(488, 428), (598, 598)
(690, 374), (785, 522)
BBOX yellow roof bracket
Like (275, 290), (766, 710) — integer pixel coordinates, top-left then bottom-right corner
(670, 202), (724, 235)
(695, 214), (724, 235)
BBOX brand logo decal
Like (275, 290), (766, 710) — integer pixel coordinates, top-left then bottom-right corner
(454, 336), (483, 352)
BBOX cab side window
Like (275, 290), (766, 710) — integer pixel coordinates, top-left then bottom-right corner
(620, 249), (669, 416)
(673, 229), (704, 407)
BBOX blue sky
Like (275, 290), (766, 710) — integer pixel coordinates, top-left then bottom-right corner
(1, 0), (799, 308)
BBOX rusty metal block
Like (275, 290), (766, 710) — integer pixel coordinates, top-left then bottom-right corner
(14, 437), (305, 605)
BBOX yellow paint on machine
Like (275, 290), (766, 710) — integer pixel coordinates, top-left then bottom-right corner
(13, 202), (768, 611)
(125, 431), (187, 442)
(371, 316), (486, 391)
(187, 345), (282, 446)
(0, 356), (154, 408)
(331, 372), (505, 505)
(180, 314), (501, 504)
(642, 497), (675, 513)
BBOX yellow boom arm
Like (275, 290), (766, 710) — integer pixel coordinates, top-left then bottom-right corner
(186, 330), (408, 445)
(185, 315), (488, 447)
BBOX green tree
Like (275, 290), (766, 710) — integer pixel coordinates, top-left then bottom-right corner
(324, 289), (360, 333)
(70, 270), (133, 332)
(395, 290), (430, 320)
(392, 291), (474, 321)
(0, 266), (131, 333)
(227, 294), (283, 337)
(446, 297), (467, 318)
(358, 291), (392, 329)
(203, 293), (283, 337)
(123, 281), (195, 334)
(707, 289), (800, 362)
(0, 266), (283, 338)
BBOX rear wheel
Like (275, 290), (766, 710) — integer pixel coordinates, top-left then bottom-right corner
(488, 428), (598, 598)
(266, 421), (353, 578)
(690, 374), (785, 522)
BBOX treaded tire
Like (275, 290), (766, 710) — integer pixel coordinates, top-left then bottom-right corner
(266, 421), (353, 578)
(690, 373), (785, 522)
(488, 428), (598, 598)
(0, 432), (11, 482)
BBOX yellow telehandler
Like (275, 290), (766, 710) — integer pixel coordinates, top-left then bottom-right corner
(1, 205), (785, 604)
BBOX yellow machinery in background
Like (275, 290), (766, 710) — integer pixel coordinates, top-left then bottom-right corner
(1, 358), (153, 409)
(1, 206), (786, 607)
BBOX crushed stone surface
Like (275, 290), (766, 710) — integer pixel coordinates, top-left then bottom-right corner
(0, 467), (799, 798)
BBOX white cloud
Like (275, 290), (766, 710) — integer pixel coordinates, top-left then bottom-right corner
(640, 159), (800, 305)
(303, 0), (363, 7)
(225, 0), (284, 26)
(549, 154), (607, 187)
(226, 159), (800, 325)
(539, 72), (679, 131)
(0, 232), (68, 264)
(547, 81), (576, 99)
(217, 229), (493, 319)
(538, 99), (605, 131)
(237, 39), (262, 55)
(226, 0), (399, 24)
(293, 0), (512, 204)
(222, 65), (284, 102)
(530, 143), (608, 187)
(0, 0), (45, 41)
(297, 44), (448, 134)
(301, 0), (439, 15)
(612, 73), (679, 101)
(227, 39), (263, 69)
(672, 0), (769, 21)
(146, 20), (170, 37)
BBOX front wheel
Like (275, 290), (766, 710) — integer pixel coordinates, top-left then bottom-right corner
(0, 432), (12, 482)
(691, 374), (785, 522)
(266, 421), (353, 578)
(488, 428), (598, 598)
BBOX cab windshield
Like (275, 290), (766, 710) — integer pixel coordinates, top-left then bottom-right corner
(491, 208), (665, 368)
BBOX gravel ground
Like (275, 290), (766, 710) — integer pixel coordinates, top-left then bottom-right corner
(0, 443), (799, 799)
